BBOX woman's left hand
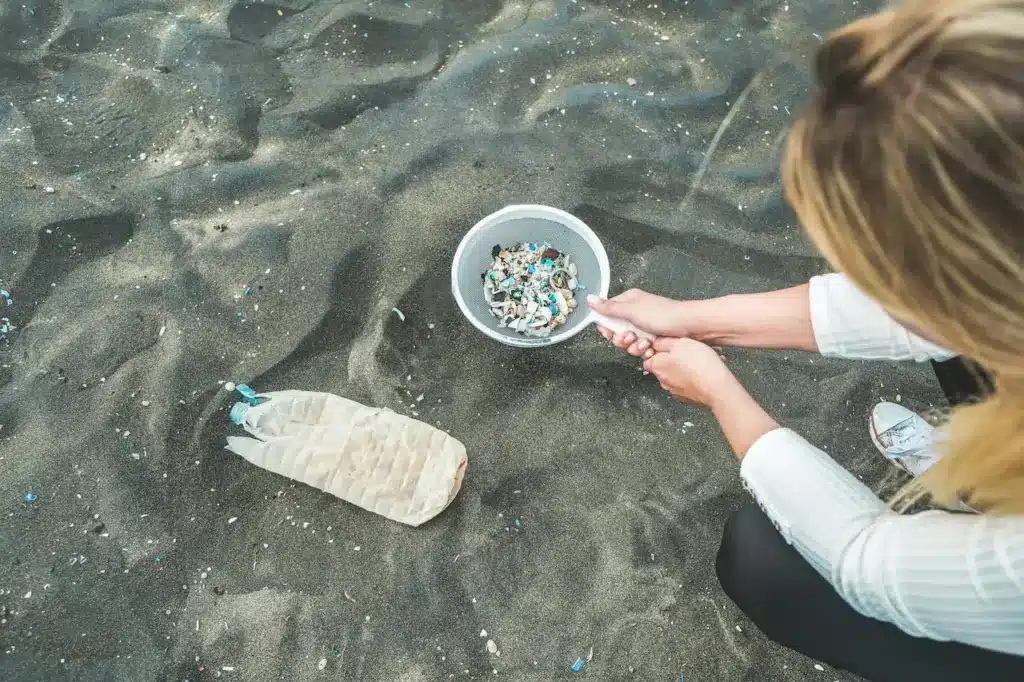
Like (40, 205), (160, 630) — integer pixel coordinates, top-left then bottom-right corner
(642, 337), (736, 409)
(643, 337), (780, 458)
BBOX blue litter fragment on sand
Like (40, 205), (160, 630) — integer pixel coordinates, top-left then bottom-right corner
(570, 657), (585, 672)
(229, 402), (248, 424)
(235, 384), (259, 406)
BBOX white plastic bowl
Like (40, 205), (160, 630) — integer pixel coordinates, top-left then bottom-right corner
(451, 205), (611, 347)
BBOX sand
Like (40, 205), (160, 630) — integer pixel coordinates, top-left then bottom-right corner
(0, 0), (943, 680)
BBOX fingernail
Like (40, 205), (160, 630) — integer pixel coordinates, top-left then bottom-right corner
(637, 339), (649, 351)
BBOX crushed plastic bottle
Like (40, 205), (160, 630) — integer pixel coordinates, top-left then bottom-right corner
(225, 389), (467, 526)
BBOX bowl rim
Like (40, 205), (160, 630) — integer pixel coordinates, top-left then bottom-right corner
(450, 204), (611, 347)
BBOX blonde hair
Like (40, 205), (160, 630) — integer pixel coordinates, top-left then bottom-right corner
(783, 0), (1024, 514)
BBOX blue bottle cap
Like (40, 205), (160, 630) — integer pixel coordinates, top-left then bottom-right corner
(235, 384), (260, 406)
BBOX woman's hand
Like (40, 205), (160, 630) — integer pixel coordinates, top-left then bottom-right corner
(590, 283), (819, 356)
(642, 338), (735, 408)
(588, 290), (687, 358)
(643, 337), (780, 459)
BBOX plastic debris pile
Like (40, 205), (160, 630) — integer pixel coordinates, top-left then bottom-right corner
(483, 242), (583, 337)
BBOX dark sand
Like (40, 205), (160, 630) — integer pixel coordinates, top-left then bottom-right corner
(1, 1), (943, 680)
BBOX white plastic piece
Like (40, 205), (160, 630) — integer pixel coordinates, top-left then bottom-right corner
(225, 390), (467, 526)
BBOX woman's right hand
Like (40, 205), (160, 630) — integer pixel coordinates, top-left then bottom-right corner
(588, 290), (688, 358)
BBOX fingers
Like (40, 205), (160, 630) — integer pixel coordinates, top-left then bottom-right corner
(609, 330), (635, 350)
(597, 326), (643, 353)
(627, 337), (650, 358)
(596, 317), (656, 361)
(586, 294), (619, 318)
(643, 352), (664, 374)
(652, 337), (677, 353)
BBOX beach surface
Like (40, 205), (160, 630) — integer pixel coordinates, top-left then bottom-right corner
(1, 0), (942, 680)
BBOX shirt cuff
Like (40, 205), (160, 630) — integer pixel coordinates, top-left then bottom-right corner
(740, 428), (888, 554)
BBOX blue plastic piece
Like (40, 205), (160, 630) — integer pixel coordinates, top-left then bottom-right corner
(570, 658), (585, 673)
(24, 493), (37, 503)
(235, 384), (259, 406)
(229, 402), (249, 424)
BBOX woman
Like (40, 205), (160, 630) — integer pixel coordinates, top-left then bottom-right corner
(591, 1), (1024, 680)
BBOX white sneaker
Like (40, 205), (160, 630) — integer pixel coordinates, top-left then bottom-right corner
(869, 402), (977, 512)
(868, 402), (939, 478)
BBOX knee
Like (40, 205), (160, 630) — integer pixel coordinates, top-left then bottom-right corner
(715, 503), (766, 601)
(715, 503), (799, 635)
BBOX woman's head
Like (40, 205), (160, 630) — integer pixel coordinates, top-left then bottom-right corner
(782, 0), (1024, 513)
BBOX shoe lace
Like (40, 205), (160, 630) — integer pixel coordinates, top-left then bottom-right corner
(884, 418), (932, 458)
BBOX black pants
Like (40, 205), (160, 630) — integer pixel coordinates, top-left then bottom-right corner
(715, 357), (1024, 681)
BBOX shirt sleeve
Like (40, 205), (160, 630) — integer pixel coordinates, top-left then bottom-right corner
(809, 273), (957, 362)
(740, 428), (1024, 656)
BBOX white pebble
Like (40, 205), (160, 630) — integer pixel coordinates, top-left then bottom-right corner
(486, 640), (498, 654)
(224, 382), (236, 392)
(318, 658), (327, 671)
(814, 663), (824, 671)
(228, 517), (238, 524)
(480, 629), (488, 637)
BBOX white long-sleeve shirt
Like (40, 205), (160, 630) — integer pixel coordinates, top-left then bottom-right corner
(740, 273), (1024, 657)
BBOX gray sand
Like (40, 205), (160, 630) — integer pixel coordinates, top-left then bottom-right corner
(1, 0), (943, 680)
